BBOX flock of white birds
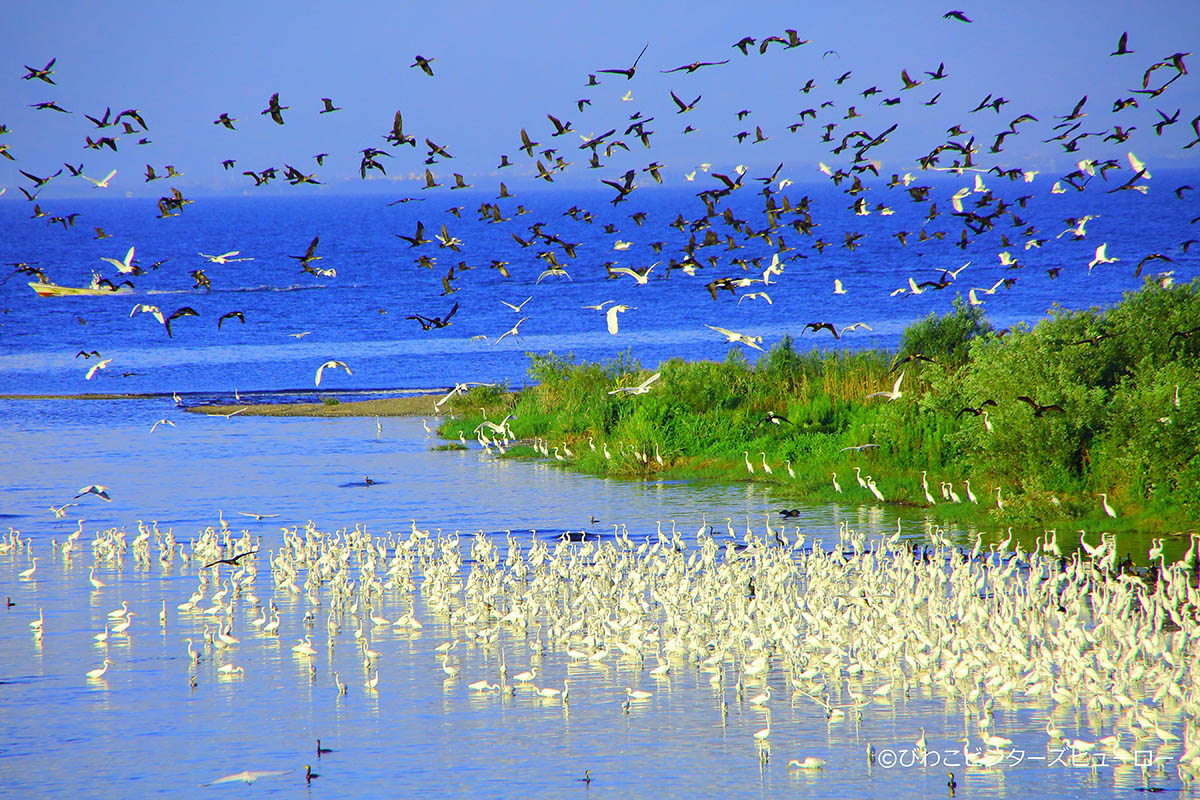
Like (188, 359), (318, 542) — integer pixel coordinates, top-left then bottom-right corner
(7, 510), (1200, 784)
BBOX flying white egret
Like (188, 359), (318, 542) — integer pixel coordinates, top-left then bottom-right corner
(500, 297), (531, 313)
(85, 358), (113, 380)
(314, 360), (351, 387)
(198, 251), (253, 264)
(1088, 243), (1118, 272)
(75, 484), (111, 501)
(101, 246), (137, 273)
(84, 169), (118, 189)
(494, 317), (528, 343)
(866, 371), (904, 401)
(607, 371), (660, 395)
(705, 325), (763, 351)
(605, 304), (634, 334)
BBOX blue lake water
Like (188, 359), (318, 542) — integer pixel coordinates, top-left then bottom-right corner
(0, 400), (1196, 799)
(1, 176), (1196, 398)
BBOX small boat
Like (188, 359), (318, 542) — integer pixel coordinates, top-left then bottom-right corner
(28, 279), (132, 297)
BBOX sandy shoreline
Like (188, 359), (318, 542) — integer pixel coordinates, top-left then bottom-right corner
(0, 392), (450, 417)
(184, 395), (445, 417)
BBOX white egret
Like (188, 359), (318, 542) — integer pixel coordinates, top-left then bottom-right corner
(86, 659), (113, 679)
(314, 360), (351, 387)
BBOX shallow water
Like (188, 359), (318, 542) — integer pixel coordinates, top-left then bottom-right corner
(0, 400), (1193, 799)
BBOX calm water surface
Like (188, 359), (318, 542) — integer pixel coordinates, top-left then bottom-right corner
(0, 400), (1191, 798)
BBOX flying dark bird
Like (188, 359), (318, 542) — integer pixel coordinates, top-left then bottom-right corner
(802, 321), (839, 338)
(547, 113), (573, 137)
(30, 100), (69, 113)
(598, 43), (649, 80)
(189, 269), (210, 290)
(1016, 396), (1066, 417)
(425, 138), (453, 160)
(114, 108), (147, 130)
(287, 236), (322, 268)
(406, 301), (458, 330)
(955, 399), (998, 418)
(76, 350), (102, 360)
(83, 107), (112, 128)
(762, 411), (792, 427)
(164, 307), (200, 338)
(284, 164), (321, 185)
(670, 91), (701, 113)
(319, 97), (342, 114)
(22, 58), (58, 83)
(396, 221), (429, 247)
(203, 549), (258, 569)
(1134, 253), (1174, 276)
(1111, 32), (1133, 56)
(385, 111), (416, 147)
(214, 112), (237, 130)
(411, 55), (435, 76)
(943, 10), (971, 22)
(20, 168), (62, 187)
(1154, 108), (1180, 136)
(888, 353), (936, 372)
(705, 277), (737, 300)
(732, 37), (756, 55)
(662, 60), (729, 73)
(261, 93), (288, 125)
(217, 311), (245, 329)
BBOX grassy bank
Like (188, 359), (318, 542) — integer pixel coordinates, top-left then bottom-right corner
(442, 278), (1200, 532)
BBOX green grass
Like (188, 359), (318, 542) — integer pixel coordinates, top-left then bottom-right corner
(441, 278), (1200, 531)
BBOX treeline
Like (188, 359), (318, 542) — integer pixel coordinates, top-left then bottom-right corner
(444, 278), (1200, 525)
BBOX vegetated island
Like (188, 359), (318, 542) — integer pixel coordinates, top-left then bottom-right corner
(438, 279), (1199, 532)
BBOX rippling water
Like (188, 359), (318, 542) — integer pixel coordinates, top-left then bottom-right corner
(0, 399), (1192, 799)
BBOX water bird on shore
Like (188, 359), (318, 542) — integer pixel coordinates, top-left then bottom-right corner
(1099, 493), (1118, 518)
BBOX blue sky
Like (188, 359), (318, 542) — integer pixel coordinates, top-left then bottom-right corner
(2, 0), (1196, 198)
